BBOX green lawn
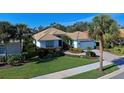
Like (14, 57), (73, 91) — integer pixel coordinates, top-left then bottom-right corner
(65, 64), (118, 79)
(0, 56), (96, 79)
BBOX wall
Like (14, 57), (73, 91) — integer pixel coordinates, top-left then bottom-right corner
(73, 41), (78, 48)
(7, 42), (21, 55)
(72, 40), (96, 49)
(34, 40), (59, 48)
(0, 42), (21, 56)
(54, 40), (59, 48)
(79, 40), (96, 49)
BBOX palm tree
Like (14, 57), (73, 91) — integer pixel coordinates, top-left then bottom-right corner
(89, 15), (119, 71)
(61, 35), (73, 49)
(16, 24), (27, 54)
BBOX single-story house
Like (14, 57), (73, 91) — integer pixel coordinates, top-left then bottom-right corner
(0, 40), (21, 56)
(66, 31), (96, 49)
(32, 27), (96, 49)
(32, 28), (66, 48)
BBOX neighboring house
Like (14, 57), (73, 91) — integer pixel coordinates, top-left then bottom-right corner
(0, 40), (21, 56)
(66, 31), (96, 49)
(120, 29), (124, 38)
(32, 27), (96, 49)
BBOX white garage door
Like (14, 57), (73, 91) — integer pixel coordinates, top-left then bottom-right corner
(79, 41), (96, 49)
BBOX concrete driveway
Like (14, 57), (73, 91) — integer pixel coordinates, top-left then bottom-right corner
(92, 49), (119, 61)
(92, 49), (124, 68)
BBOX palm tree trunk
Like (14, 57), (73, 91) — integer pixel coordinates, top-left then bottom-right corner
(20, 38), (22, 54)
(99, 36), (103, 71)
(35, 40), (37, 50)
(5, 44), (8, 62)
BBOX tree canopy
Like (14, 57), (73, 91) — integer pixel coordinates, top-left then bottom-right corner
(89, 15), (119, 47)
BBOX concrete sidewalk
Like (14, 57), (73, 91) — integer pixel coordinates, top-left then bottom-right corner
(33, 61), (112, 79)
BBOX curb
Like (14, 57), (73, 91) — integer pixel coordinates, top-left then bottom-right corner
(98, 68), (124, 79)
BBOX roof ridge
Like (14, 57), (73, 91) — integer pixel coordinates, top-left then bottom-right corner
(54, 28), (58, 34)
(39, 29), (52, 40)
(39, 28), (61, 40)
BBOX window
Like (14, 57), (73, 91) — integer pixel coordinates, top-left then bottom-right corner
(0, 45), (5, 54)
(46, 41), (54, 48)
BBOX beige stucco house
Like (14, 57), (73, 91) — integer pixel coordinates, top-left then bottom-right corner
(32, 27), (96, 49)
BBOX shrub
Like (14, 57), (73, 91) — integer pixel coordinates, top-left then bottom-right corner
(113, 46), (124, 54)
(7, 55), (23, 66)
(86, 51), (96, 57)
(38, 48), (49, 58)
(120, 48), (124, 54)
(87, 47), (92, 51)
(23, 41), (37, 59)
(113, 47), (121, 53)
(69, 48), (83, 53)
(104, 43), (111, 48)
(53, 48), (64, 57)
(0, 56), (6, 66)
(0, 56), (5, 62)
(38, 48), (64, 58)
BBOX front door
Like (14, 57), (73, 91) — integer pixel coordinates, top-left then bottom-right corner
(59, 40), (62, 46)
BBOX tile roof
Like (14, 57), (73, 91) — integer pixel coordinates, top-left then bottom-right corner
(32, 27), (65, 40)
(32, 27), (90, 41)
(120, 29), (124, 38)
(66, 31), (89, 40)
(38, 34), (60, 41)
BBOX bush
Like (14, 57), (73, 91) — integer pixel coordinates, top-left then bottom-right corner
(113, 47), (122, 53)
(120, 48), (124, 54)
(23, 41), (37, 59)
(86, 51), (96, 57)
(25, 51), (38, 59)
(114, 47), (120, 52)
(38, 48), (64, 59)
(104, 43), (111, 48)
(87, 47), (92, 51)
(0, 56), (6, 62)
(69, 48), (83, 53)
(38, 48), (49, 58)
(113, 46), (124, 54)
(0, 56), (6, 66)
(7, 55), (23, 66)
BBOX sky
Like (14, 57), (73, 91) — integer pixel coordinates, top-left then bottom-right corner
(0, 13), (124, 28)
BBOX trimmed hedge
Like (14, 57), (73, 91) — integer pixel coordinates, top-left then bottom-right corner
(38, 48), (64, 59)
(69, 48), (83, 53)
(86, 51), (96, 57)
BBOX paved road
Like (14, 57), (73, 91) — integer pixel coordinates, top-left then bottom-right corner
(33, 61), (111, 79)
(99, 68), (124, 79)
(111, 72), (124, 79)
